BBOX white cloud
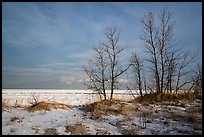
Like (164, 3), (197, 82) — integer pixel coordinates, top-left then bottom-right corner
(118, 78), (129, 84)
(37, 62), (80, 67)
(59, 76), (76, 85)
(69, 49), (93, 59)
(59, 75), (84, 85)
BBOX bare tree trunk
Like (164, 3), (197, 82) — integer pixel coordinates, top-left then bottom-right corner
(83, 46), (108, 100)
(175, 51), (195, 93)
(142, 69), (147, 94)
(141, 11), (160, 93)
(141, 8), (176, 94)
(165, 51), (178, 94)
(158, 8), (174, 93)
(130, 53), (144, 98)
(104, 26), (131, 100)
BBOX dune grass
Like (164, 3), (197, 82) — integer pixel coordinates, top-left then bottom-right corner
(130, 91), (202, 104)
(82, 99), (135, 120)
(27, 101), (73, 112)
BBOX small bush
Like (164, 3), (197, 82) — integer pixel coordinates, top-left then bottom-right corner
(82, 102), (96, 113)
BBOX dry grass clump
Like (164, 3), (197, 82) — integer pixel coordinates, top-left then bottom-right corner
(32, 126), (40, 134)
(186, 106), (199, 124)
(14, 100), (24, 108)
(163, 120), (170, 126)
(44, 128), (59, 135)
(82, 99), (132, 120)
(10, 116), (24, 123)
(158, 100), (186, 108)
(83, 99), (124, 112)
(177, 92), (200, 101)
(171, 110), (186, 121)
(82, 102), (95, 113)
(95, 129), (111, 135)
(120, 105), (135, 115)
(65, 123), (89, 135)
(131, 91), (201, 104)
(187, 113), (196, 123)
(2, 99), (26, 110)
(121, 126), (140, 135)
(187, 104), (202, 113)
(2, 99), (12, 111)
(27, 101), (73, 112)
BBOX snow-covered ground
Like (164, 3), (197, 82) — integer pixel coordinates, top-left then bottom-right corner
(2, 89), (202, 135)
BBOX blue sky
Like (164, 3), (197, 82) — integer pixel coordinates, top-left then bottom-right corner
(2, 2), (202, 89)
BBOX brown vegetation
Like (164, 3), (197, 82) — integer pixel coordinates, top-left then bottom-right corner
(27, 101), (73, 112)
(2, 99), (12, 111)
(187, 113), (196, 123)
(44, 128), (59, 135)
(95, 129), (111, 135)
(65, 123), (89, 135)
(131, 92), (202, 104)
(82, 99), (134, 120)
(10, 116), (24, 123)
(121, 126), (140, 135)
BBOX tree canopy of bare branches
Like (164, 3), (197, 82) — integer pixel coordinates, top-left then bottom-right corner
(129, 53), (145, 98)
(83, 26), (131, 100)
(140, 8), (198, 94)
(83, 46), (108, 100)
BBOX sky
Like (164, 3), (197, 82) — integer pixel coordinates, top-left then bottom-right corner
(2, 2), (202, 89)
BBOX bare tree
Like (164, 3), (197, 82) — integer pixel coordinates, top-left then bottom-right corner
(141, 10), (161, 93)
(130, 53), (144, 98)
(158, 8), (175, 93)
(192, 63), (202, 93)
(83, 26), (131, 100)
(140, 8), (200, 96)
(141, 8), (177, 93)
(164, 51), (178, 93)
(187, 63), (202, 93)
(83, 46), (108, 100)
(174, 51), (196, 93)
(103, 26), (131, 99)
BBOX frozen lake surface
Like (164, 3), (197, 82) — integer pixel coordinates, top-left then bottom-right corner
(2, 89), (138, 106)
